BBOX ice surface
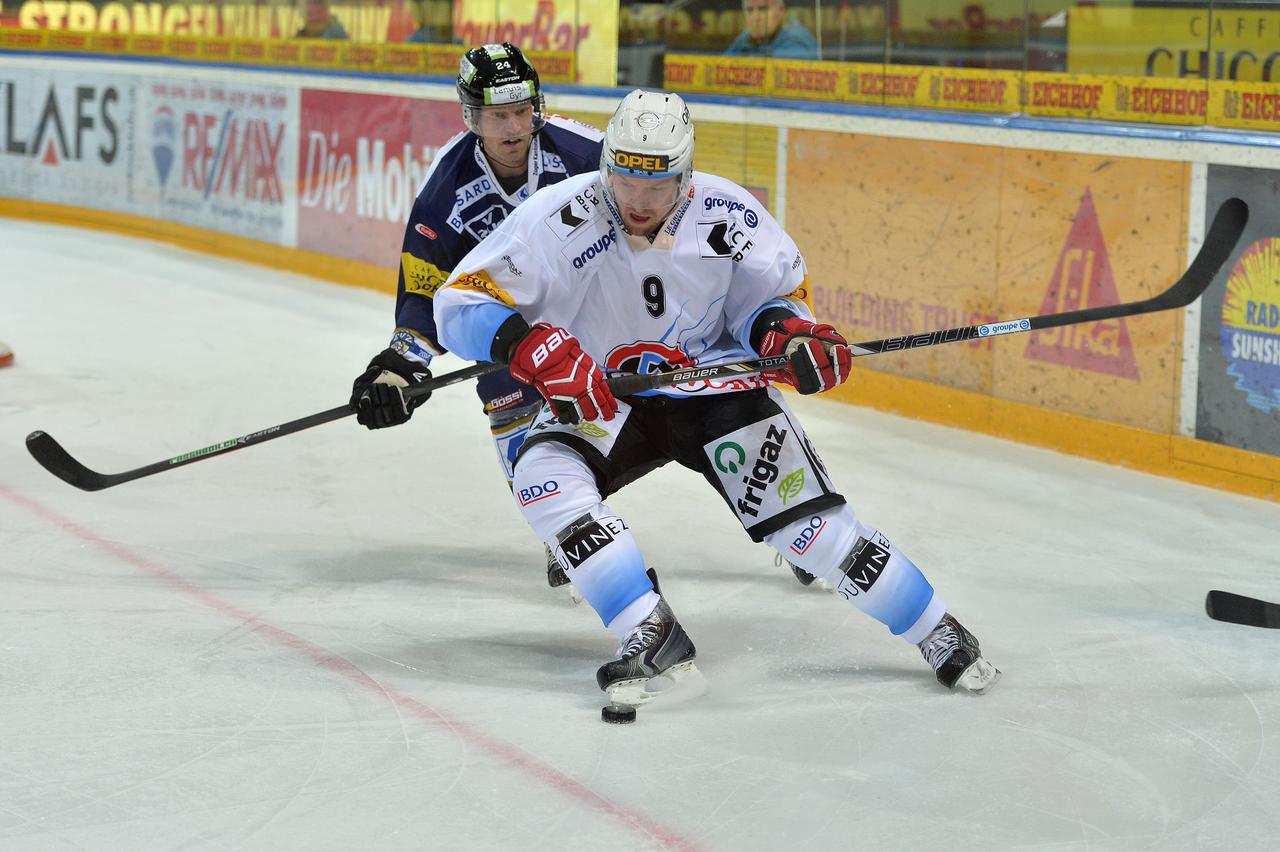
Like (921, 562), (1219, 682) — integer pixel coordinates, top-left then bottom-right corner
(2, 218), (1278, 851)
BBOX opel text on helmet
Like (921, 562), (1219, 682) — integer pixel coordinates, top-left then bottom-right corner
(600, 89), (695, 230)
(457, 43), (545, 138)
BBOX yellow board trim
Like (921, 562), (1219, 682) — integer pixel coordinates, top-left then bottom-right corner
(825, 366), (1280, 503)
(0, 198), (397, 295)
(3, 198), (1276, 503)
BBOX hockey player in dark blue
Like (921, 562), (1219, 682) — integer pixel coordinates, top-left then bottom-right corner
(350, 43), (604, 587)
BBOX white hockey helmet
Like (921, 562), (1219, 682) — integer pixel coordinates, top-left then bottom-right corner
(600, 89), (694, 211)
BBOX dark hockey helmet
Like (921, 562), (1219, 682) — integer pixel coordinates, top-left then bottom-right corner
(457, 43), (545, 134)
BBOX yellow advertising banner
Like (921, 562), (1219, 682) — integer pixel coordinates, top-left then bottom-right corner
(787, 130), (1003, 395)
(788, 130), (1189, 430)
(664, 55), (767, 97)
(994, 153), (1189, 432)
(1069, 7), (1280, 82)
(845, 63), (925, 107)
(452, 0), (617, 87)
(1021, 71), (1109, 119)
(0, 26), (46, 49)
(1023, 71), (1209, 126)
(915, 67), (1020, 113)
(1211, 79), (1280, 130)
(766, 60), (851, 102)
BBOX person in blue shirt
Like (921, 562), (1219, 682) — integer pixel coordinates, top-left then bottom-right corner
(296, 0), (348, 39)
(725, 0), (818, 59)
(349, 44), (605, 590)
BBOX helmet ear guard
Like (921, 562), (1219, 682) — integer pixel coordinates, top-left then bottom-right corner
(457, 42), (545, 135)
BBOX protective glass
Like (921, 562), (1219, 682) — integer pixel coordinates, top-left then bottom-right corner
(463, 100), (545, 140)
(606, 171), (683, 214)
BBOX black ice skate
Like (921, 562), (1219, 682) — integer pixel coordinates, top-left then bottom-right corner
(545, 544), (584, 604)
(596, 595), (702, 708)
(774, 552), (824, 589)
(545, 544), (570, 587)
(918, 613), (1001, 694)
(790, 562), (817, 585)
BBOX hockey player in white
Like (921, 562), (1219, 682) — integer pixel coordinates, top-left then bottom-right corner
(434, 90), (1000, 705)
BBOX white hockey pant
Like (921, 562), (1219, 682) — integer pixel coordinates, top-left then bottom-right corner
(512, 442), (658, 638)
(514, 444), (944, 646)
(763, 506), (946, 644)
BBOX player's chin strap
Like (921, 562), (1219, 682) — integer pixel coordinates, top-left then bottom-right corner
(24, 197), (1247, 492)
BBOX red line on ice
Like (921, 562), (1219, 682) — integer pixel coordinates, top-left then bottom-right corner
(2, 487), (701, 851)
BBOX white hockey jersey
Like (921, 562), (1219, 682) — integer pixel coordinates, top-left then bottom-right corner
(434, 170), (812, 396)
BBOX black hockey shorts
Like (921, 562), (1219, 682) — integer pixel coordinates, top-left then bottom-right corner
(516, 387), (846, 542)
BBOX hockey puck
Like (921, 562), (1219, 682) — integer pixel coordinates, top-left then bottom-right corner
(601, 703), (637, 724)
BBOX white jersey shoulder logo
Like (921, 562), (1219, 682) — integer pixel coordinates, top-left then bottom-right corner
(544, 183), (605, 241)
(696, 219), (755, 262)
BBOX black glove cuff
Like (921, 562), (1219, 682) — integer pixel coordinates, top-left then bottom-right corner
(366, 347), (419, 379)
(749, 306), (800, 353)
(492, 314), (533, 365)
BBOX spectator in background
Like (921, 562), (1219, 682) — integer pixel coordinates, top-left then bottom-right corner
(725, 0), (817, 59)
(297, 0), (349, 39)
(405, 0), (444, 43)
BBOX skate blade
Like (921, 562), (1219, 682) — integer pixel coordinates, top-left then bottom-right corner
(604, 661), (706, 708)
(954, 657), (1001, 695)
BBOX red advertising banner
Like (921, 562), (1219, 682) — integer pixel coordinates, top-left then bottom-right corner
(298, 89), (464, 268)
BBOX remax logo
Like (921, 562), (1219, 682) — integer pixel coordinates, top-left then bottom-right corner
(152, 106), (176, 188)
(517, 480), (560, 506)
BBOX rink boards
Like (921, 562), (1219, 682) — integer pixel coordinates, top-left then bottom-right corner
(2, 53), (1279, 500)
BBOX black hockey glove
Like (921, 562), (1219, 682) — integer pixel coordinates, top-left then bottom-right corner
(350, 348), (432, 430)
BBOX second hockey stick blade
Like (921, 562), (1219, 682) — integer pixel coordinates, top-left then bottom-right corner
(1205, 590), (1280, 629)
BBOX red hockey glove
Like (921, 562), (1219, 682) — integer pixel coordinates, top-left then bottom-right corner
(509, 323), (619, 423)
(758, 317), (852, 395)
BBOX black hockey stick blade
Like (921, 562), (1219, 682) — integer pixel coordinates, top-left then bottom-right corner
(607, 196), (1249, 396)
(1206, 590), (1280, 629)
(26, 360), (503, 492)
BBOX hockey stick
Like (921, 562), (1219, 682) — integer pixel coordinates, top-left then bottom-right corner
(27, 197), (1247, 492)
(25, 360), (503, 492)
(606, 196), (1249, 396)
(1205, 590), (1280, 629)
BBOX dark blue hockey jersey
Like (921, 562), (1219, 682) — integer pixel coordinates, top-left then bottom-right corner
(390, 115), (604, 361)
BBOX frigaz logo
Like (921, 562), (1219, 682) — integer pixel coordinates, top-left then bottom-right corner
(1023, 188), (1139, 379)
(415, 223), (438, 240)
(518, 480), (560, 506)
(152, 105), (176, 189)
(605, 341), (694, 376)
(733, 424), (788, 518)
(703, 196), (759, 228)
(1220, 236), (1280, 412)
(713, 441), (746, 473)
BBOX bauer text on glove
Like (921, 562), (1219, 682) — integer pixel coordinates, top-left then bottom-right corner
(508, 323), (618, 423)
(757, 316), (853, 395)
